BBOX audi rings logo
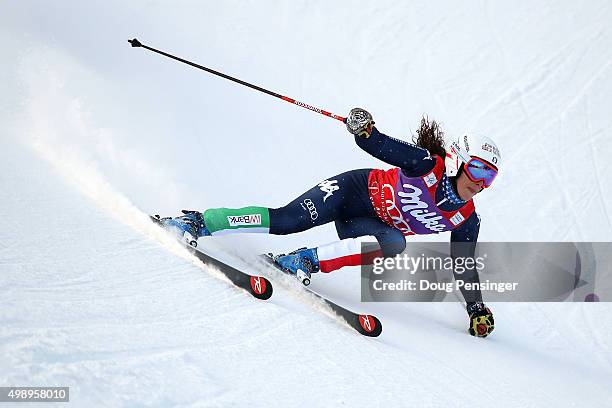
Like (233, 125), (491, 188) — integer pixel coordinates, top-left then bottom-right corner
(302, 199), (318, 221)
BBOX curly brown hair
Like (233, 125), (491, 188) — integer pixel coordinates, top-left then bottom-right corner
(412, 116), (446, 158)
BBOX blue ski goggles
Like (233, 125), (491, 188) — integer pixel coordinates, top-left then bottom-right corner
(464, 158), (498, 187)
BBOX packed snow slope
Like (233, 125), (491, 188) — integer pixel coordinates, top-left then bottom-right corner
(2, 1), (612, 406)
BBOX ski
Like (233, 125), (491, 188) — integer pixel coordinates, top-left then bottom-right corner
(151, 215), (273, 300)
(261, 254), (382, 337)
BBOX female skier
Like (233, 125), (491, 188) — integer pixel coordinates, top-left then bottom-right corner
(160, 108), (499, 337)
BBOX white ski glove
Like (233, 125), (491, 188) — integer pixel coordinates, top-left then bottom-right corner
(346, 108), (375, 138)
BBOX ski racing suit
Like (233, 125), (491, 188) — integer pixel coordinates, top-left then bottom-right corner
(202, 127), (484, 302)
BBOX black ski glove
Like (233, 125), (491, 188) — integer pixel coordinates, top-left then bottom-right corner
(346, 108), (375, 138)
(466, 302), (495, 338)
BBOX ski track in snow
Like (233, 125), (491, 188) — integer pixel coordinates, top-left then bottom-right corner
(2, 1), (612, 406)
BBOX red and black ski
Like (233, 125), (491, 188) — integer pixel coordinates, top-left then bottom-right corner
(261, 254), (382, 337)
(151, 215), (273, 300)
(189, 246), (273, 300)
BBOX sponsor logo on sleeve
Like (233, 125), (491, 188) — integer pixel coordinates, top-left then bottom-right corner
(318, 179), (339, 202)
(300, 199), (319, 221)
(227, 214), (262, 227)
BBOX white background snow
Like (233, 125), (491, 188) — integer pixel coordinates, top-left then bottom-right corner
(1, 1), (611, 406)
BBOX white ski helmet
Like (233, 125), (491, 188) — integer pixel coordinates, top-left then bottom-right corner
(445, 133), (502, 178)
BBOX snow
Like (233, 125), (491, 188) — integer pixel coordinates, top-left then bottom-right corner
(1, 1), (612, 406)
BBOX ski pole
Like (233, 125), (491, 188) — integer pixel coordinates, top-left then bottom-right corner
(128, 38), (346, 123)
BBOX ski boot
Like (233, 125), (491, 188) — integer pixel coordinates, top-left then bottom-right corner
(152, 210), (211, 248)
(273, 247), (320, 286)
